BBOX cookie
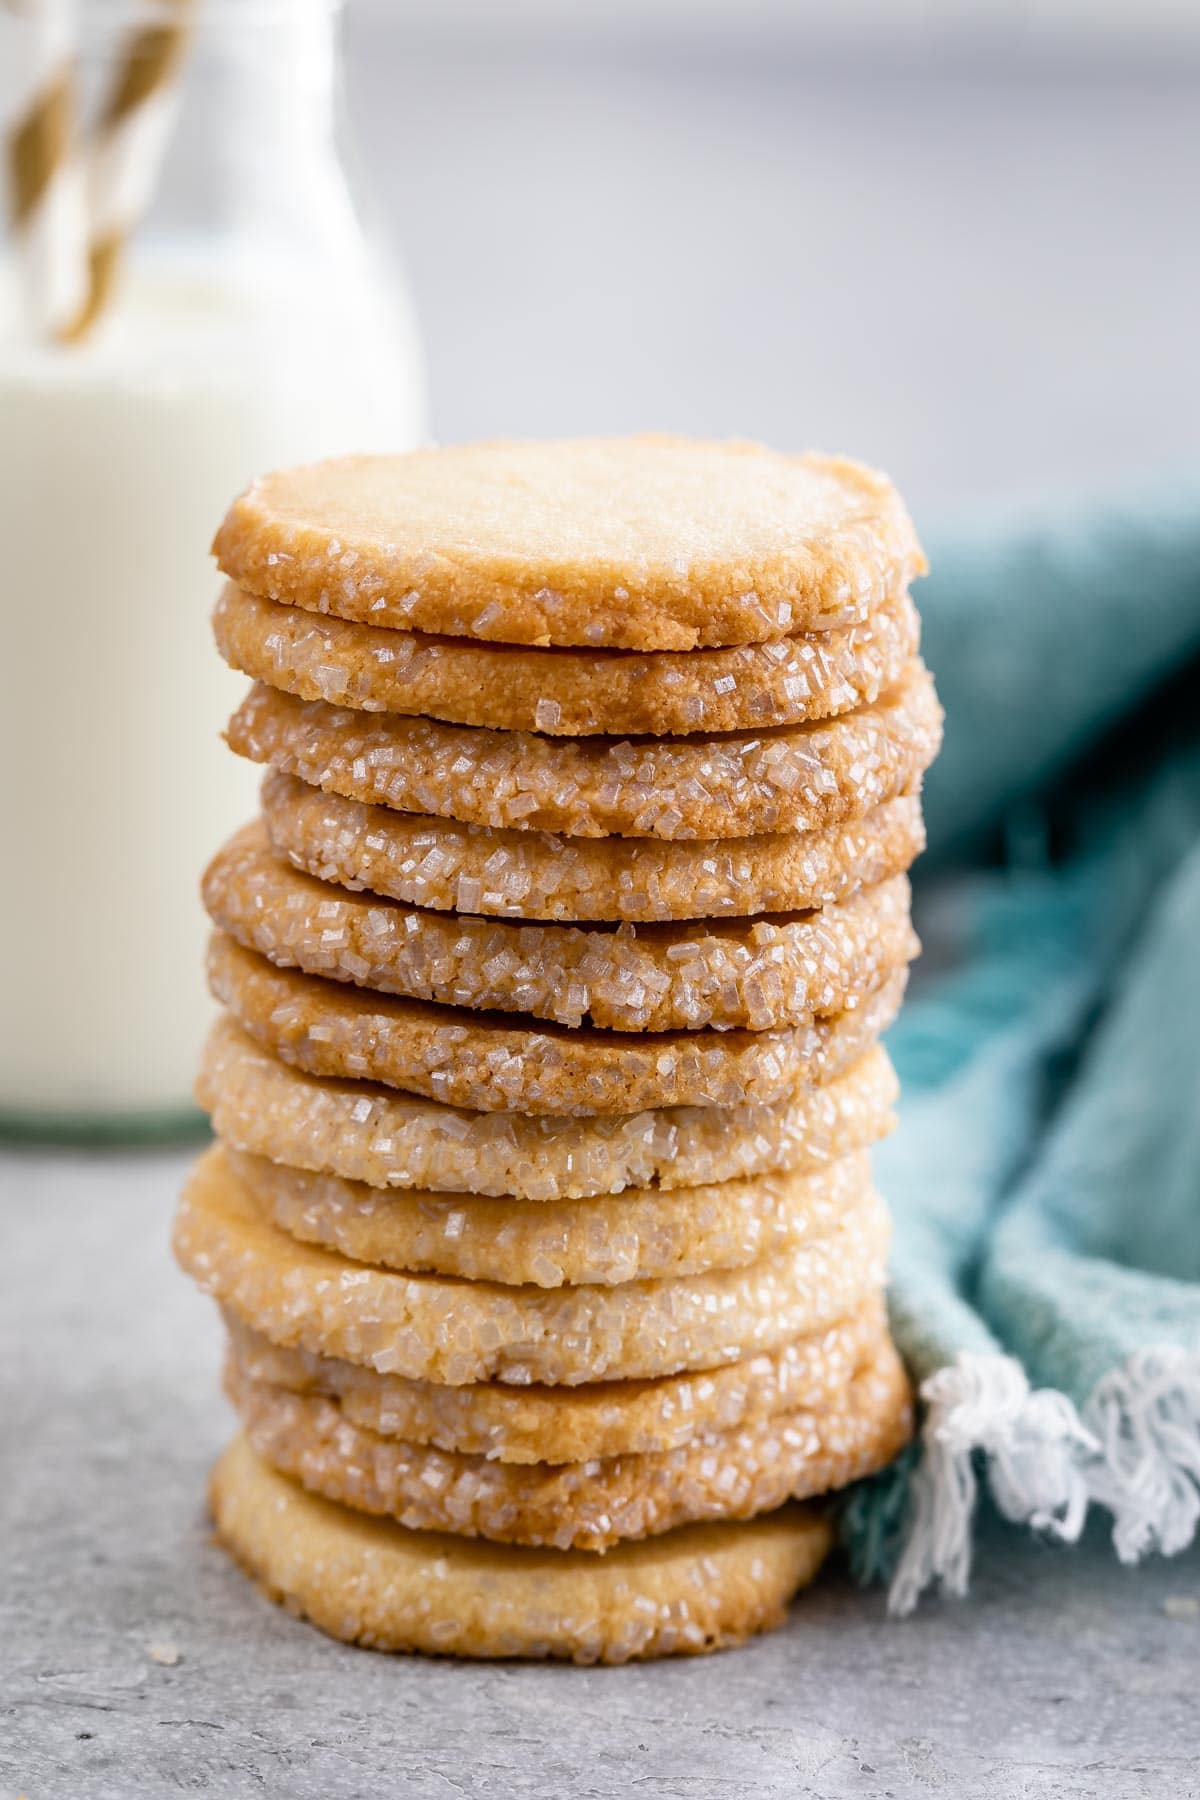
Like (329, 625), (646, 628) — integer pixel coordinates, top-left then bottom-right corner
(225, 1145), (873, 1287)
(262, 768), (926, 924)
(211, 437), (925, 651)
(173, 1145), (891, 1385)
(224, 1302), (887, 1464)
(210, 1434), (834, 1662)
(197, 1018), (899, 1200)
(204, 822), (917, 1033)
(226, 660), (941, 840)
(224, 1337), (911, 1551)
(207, 932), (907, 1115)
(213, 582), (921, 737)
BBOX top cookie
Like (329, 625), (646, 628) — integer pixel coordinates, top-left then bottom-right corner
(212, 437), (925, 652)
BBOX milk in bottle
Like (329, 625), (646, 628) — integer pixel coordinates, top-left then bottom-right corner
(0, 1), (424, 1125)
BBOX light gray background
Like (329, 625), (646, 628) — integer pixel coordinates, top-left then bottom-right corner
(346, 5), (1200, 515)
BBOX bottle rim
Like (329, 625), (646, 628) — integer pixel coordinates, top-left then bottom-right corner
(77, 0), (343, 27)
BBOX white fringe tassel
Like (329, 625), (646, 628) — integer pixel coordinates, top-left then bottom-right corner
(887, 1347), (1200, 1617)
(1084, 1349), (1200, 1564)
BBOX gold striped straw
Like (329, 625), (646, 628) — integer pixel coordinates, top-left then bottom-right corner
(3, 0), (88, 338)
(63, 0), (195, 342)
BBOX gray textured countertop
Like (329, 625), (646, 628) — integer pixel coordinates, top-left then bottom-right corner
(3, 1143), (1198, 1800)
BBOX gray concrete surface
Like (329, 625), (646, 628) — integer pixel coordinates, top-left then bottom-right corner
(2, 1144), (1198, 1800)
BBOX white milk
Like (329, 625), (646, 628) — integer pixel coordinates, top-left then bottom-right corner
(0, 257), (424, 1120)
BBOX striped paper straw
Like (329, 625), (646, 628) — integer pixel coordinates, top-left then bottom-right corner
(2, 0), (88, 338)
(65, 0), (194, 341)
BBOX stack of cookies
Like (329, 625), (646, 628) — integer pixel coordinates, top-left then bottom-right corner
(174, 437), (942, 1663)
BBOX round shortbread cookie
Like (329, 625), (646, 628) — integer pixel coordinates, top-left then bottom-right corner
(211, 437), (925, 652)
(210, 1434), (834, 1662)
(174, 1145), (891, 1386)
(226, 661), (941, 840)
(262, 768), (927, 924)
(197, 1018), (899, 1200)
(226, 1145), (873, 1287)
(213, 582), (920, 737)
(224, 1302), (888, 1464)
(224, 1338), (911, 1551)
(208, 932), (906, 1116)
(204, 822), (917, 1033)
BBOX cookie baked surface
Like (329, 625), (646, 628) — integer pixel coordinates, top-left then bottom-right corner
(210, 1435), (833, 1662)
(262, 769), (927, 924)
(197, 1018), (899, 1199)
(225, 1303), (887, 1464)
(227, 1145), (873, 1287)
(211, 438), (925, 652)
(227, 660), (941, 839)
(224, 1337), (910, 1550)
(173, 1146), (891, 1385)
(213, 582), (920, 736)
(207, 932), (907, 1115)
(205, 822), (917, 1033)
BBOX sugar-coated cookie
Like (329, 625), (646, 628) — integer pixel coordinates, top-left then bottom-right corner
(262, 768), (927, 924)
(197, 1018), (899, 1200)
(224, 1337), (911, 1550)
(227, 1144), (873, 1287)
(173, 1145), (890, 1386)
(226, 661), (941, 839)
(212, 437), (924, 651)
(210, 1434), (835, 1662)
(207, 931), (907, 1115)
(204, 821), (917, 1032)
(213, 582), (920, 736)
(224, 1302), (887, 1464)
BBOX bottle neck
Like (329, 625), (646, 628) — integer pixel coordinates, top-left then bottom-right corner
(189, 4), (343, 216)
(80, 1), (345, 253)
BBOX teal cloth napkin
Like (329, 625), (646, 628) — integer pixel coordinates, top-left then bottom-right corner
(840, 475), (1200, 1611)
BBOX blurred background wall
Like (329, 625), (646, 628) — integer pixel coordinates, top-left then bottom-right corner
(344, 0), (1200, 515)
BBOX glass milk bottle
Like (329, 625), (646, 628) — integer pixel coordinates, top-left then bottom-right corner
(0, 0), (424, 1131)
